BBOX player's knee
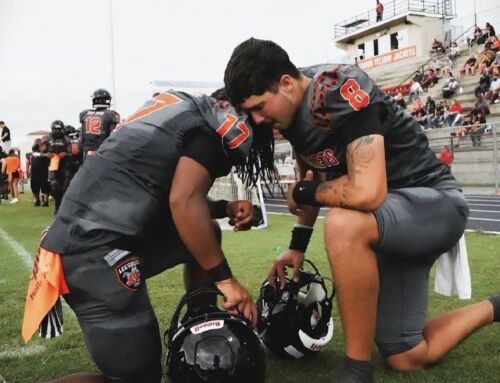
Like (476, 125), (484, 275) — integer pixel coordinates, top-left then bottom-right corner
(88, 314), (162, 382)
(324, 208), (374, 244)
(382, 341), (429, 372)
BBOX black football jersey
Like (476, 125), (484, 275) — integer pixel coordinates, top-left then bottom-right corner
(282, 64), (457, 190)
(80, 108), (120, 151)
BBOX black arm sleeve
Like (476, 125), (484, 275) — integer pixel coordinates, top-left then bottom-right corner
(341, 102), (388, 145)
(182, 129), (231, 179)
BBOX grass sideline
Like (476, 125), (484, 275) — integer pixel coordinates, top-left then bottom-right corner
(1, 193), (499, 382)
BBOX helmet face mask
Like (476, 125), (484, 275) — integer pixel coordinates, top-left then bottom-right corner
(166, 288), (265, 383)
(257, 260), (335, 359)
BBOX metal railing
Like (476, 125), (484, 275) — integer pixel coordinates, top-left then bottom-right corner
(334, 0), (456, 39)
(426, 123), (499, 194)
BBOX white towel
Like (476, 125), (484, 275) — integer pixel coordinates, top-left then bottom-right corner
(434, 234), (472, 299)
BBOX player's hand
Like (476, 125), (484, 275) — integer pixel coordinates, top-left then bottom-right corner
(268, 249), (304, 290)
(216, 277), (257, 326)
(226, 200), (253, 231)
(288, 170), (316, 215)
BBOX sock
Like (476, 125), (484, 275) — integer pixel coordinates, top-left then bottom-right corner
(331, 356), (374, 383)
(489, 294), (500, 322)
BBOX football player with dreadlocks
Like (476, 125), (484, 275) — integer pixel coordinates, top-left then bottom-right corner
(224, 38), (500, 383)
(22, 90), (274, 383)
(80, 88), (120, 159)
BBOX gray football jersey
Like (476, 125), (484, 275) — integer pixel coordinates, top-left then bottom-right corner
(43, 91), (253, 254)
(283, 64), (457, 190)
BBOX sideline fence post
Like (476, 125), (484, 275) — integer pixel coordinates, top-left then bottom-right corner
(493, 123), (498, 195)
(493, 124), (498, 194)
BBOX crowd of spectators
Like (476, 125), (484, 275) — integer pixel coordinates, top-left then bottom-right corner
(396, 22), (498, 149)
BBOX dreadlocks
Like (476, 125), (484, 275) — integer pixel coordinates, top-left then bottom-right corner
(211, 88), (276, 188)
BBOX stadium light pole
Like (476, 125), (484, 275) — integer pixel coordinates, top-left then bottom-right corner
(474, 0), (477, 26)
(109, 0), (117, 110)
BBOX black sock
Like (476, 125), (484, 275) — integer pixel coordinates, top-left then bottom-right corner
(344, 356), (374, 379)
(489, 294), (500, 322)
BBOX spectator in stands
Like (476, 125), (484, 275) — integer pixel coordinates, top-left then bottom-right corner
(409, 80), (423, 101)
(478, 22), (496, 45)
(430, 55), (443, 77)
(469, 26), (483, 46)
(412, 70), (424, 84)
(487, 76), (500, 104)
(477, 49), (496, 75)
(442, 73), (459, 98)
(431, 38), (445, 54)
(376, 0), (384, 22)
(473, 99), (491, 118)
(485, 36), (500, 53)
(448, 42), (460, 63)
(0, 121), (11, 153)
(440, 56), (453, 78)
(5, 149), (20, 204)
(425, 96), (436, 115)
(439, 146), (454, 168)
(446, 99), (464, 127)
(459, 54), (477, 78)
(394, 92), (407, 109)
(470, 110), (487, 147)
(411, 97), (424, 116)
(453, 114), (472, 148)
(421, 68), (438, 91)
(475, 73), (491, 99)
(430, 100), (447, 128)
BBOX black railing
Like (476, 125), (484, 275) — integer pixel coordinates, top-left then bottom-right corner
(334, 0), (456, 38)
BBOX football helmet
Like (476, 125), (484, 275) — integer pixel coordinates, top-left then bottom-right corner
(64, 125), (76, 136)
(256, 260), (335, 359)
(50, 120), (65, 138)
(165, 287), (265, 383)
(91, 88), (112, 108)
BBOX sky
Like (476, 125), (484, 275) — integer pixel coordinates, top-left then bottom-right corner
(0, 0), (499, 149)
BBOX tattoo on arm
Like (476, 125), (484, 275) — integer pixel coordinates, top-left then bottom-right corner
(316, 135), (376, 208)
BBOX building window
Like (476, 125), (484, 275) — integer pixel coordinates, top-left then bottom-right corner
(357, 43), (365, 60)
(390, 32), (399, 50)
(374, 39), (379, 56)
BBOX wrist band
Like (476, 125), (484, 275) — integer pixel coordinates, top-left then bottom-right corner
(289, 225), (314, 253)
(213, 200), (230, 219)
(207, 258), (233, 282)
(292, 180), (322, 206)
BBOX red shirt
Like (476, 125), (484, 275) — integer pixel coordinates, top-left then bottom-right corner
(450, 104), (463, 113)
(376, 3), (383, 13)
(439, 150), (453, 167)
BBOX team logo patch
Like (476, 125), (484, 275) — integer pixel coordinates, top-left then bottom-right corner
(115, 256), (142, 291)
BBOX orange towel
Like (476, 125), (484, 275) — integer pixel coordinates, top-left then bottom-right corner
(49, 154), (60, 171)
(22, 237), (69, 343)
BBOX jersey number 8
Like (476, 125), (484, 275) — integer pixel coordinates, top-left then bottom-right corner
(340, 79), (370, 111)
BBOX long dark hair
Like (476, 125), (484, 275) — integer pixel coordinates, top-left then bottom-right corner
(211, 88), (275, 187)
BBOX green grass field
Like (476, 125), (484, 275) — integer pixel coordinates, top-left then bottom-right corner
(1, 193), (500, 382)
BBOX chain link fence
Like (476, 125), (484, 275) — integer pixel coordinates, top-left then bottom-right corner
(426, 122), (499, 194)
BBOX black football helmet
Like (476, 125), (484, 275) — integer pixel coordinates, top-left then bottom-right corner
(64, 125), (76, 136)
(256, 260), (335, 359)
(165, 287), (265, 383)
(50, 120), (65, 138)
(91, 88), (112, 108)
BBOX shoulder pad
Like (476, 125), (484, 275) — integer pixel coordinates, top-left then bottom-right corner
(194, 96), (253, 165)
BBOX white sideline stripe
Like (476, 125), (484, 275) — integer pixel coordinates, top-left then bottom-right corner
(467, 199), (500, 203)
(0, 344), (45, 360)
(0, 227), (33, 268)
(268, 211), (325, 219)
(469, 203), (500, 207)
(470, 209), (500, 214)
(468, 217), (500, 222)
(265, 203), (330, 211)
